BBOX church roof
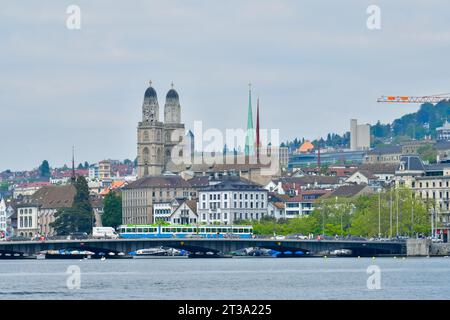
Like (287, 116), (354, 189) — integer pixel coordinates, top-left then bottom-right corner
(125, 175), (209, 189)
(166, 89), (179, 100)
(144, 86), (157, 99)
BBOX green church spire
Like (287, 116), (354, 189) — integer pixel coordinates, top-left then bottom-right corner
(245, 83), (254, 156)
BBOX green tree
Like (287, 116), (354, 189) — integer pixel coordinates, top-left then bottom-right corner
(102, 191), (122, 228)
(417, 144), (437, 164)
(39, 160), (51, 178)
(312, 197), (354, 236)
(51, 176), (93, 235)
(348, 188), (430, 237)
(0, 182), (9, 193)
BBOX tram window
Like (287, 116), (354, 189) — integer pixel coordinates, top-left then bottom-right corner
(182, 228), (188, 233)
(143, 228), (149, 233)
(137, 228), (143, 233)
(200, 228), (205, 233)
(206, 228), (211, 233)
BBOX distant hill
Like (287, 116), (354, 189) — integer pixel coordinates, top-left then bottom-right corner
(371, 100), (450, 146)
(283, 100), (450, 151)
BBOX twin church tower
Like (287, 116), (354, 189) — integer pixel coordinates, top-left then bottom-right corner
(137, 81), (262, 178)
(137, 81), (185, 178)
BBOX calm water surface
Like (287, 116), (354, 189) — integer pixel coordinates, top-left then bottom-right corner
(0, 257), (449, 299)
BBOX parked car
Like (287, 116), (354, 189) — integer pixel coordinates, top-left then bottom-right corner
(7, 236), (30, 242)
(317, 235), (334, 240)
(67, 232), (89, 240)
(431, 237), (443, 243)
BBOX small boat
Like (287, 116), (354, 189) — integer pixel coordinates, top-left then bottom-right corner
(131, 247), (187, 258)
(188, 252), (232, 258)
(330, 249), (353, 256)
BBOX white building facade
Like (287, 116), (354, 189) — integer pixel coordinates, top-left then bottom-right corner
(0, 198), (7, 236)
(197, 178), (268, 225)
(16, 205), (39, 238)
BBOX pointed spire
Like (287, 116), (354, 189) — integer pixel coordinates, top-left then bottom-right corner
(245, 83), (254, 157)
(171, 81), (174, 89)
(256, 96), (260, 162)
(149, 80), (153, 87)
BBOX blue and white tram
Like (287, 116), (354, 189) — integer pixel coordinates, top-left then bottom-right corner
(118, 224), (253, 239)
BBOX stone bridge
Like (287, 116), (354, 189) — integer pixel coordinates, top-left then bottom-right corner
(0, 238), (406, 257)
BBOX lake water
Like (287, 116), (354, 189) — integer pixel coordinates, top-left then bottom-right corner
(0, 257), (449, 300)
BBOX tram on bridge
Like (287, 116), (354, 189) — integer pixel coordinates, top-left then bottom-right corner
(118, 224), (253, 239)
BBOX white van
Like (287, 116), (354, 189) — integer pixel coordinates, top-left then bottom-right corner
(92, 227), (119, 239)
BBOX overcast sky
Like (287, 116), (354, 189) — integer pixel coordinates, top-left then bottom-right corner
(1, 0), (450, 171)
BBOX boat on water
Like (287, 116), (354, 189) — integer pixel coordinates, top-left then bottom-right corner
(44, 249), (93, 260)
(330, 249), (353, 257)
(188, 251), (233, 258)
(131, 247), (188, 259)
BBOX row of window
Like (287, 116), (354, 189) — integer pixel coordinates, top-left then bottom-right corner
(202, 201), (266, 210)
(202, 193), (265, 201)
(415, 181), (450, 188)
(19, 216), (33, 228)
(201, 212), (265, 221)
(119, 226), (252, 234)
(18, 208), (34, 214)
(154, 209), (172, 215)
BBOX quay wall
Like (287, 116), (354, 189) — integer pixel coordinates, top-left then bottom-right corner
(406, 239), (431, 256)
(430, 243), (450, 256)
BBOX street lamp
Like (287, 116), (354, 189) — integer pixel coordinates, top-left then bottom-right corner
(335, 196), (342, 239)
(378, 189), (381, 238)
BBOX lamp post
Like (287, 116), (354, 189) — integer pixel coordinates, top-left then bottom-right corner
(411, 197), (414, 238)
(396, 188), (399, 238)
(322, 202), (325, 236)
(390, 188), (393, 239)
(431, 204), (435, 239)
(378, 189), (381, 238)
(335, 196), (342, 239)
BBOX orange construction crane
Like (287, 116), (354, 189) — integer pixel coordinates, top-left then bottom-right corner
(377, 93), (450, 104)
